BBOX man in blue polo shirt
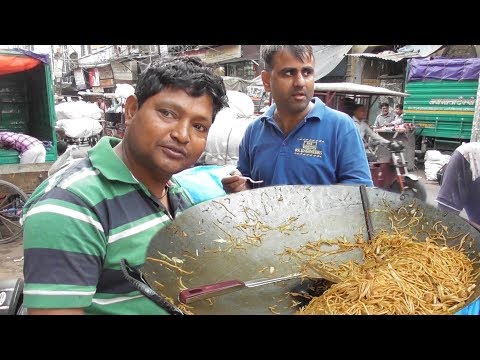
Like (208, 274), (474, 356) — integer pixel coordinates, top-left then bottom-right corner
(222, 45), (372, 193)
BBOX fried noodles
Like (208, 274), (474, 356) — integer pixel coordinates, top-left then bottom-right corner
(298, 230), (478, 315)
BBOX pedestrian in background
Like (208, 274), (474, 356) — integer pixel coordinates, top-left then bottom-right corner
(436, 141), (480, 227)
(437, 141), (480, 316)
(352, 104), (390, 146)
(373, 102), (395, 128)
(0, 131), (46, 164)
(351, 103), (389, 162)
(392, 103), (404, 126)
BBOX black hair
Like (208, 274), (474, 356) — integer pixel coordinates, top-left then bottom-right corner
(343, 97), (356, 117)
(135, 56), (228, 120)
(380, 102), (390, 108)
(260, 45), (314, 71)
(395, 104), (403, 110)
(353, 103), (365, 112)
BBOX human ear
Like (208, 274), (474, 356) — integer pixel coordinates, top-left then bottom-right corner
(124, 95), (138, 126)
(261, 70), (271, 93)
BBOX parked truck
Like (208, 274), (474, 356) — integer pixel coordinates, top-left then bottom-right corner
(0, 48), (59, 243)
(0, 48), (58, 193)
(403, 57), (480, 154)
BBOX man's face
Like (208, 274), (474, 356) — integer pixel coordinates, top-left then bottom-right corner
(123, 87), (214, 178)
(354, 106), (367, 121)
(381, 105), (390, 115)
(395, 107), (403, 115)
(262, 49), (315, 114)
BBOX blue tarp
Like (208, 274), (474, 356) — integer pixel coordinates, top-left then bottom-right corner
(173, 165), (228, 205)
(456, 298), (480, 315)
(408, 57), (480, 81)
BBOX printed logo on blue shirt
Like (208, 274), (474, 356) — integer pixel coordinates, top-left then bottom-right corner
(294, 138), (323, 158)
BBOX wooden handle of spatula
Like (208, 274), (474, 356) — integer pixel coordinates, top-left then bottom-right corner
(179, 280), (245, 304)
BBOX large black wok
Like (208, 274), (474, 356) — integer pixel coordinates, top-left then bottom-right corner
(139, 185), (480, 315)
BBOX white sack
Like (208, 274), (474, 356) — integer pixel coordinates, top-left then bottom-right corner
(57, 118), (103, 139)
(425, 150), (451, 181)
(55, 101), (102, 120)
(200, 90), (257, 166)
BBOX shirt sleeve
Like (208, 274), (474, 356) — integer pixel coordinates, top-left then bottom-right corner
(22, 188), (107, 309)
(436, 150), (471, 214)
(391, 115), (404, 125)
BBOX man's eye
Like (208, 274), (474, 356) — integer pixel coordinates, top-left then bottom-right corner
(194, 124), (208, 132)
(159, 110), (174, 118)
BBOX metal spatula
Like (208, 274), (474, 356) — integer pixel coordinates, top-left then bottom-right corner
(178, 267), (342, 304)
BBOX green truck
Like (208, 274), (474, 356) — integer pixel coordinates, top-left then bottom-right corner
(0, 49), (60, 243)
(403, 57), (480, 152)
(0, 48), (58, 164)
(0, 49), (58, 194)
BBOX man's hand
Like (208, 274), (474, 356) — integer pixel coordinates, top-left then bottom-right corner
(221, 169), (249, 193)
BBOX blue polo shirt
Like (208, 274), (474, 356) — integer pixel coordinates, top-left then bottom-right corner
(237, 97), (373, 187)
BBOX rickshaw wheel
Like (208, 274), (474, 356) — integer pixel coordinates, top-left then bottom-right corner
(0, 180), (28, 245)
(390, 178), (427, 202)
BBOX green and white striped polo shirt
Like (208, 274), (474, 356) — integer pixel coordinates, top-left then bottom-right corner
(22, 136), (196, 315)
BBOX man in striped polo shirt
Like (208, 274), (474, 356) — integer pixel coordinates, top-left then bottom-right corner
(21, 57), (228, 315)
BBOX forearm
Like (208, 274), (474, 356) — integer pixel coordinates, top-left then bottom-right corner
(365, 126), (389, 144)
(371, 131), (389, 144)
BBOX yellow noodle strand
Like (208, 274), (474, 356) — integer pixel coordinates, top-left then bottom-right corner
(298, 231), (477, 315)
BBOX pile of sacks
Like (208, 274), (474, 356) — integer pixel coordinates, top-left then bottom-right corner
(200, 90), (256, 166)
(55, 101), (103, 139)
(424, 150), (451, 181)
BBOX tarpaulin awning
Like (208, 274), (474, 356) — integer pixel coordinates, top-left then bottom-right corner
(347, 45), (444, 63)
(0, 48), (50, 76)
(221, 76), (253, 92)
(407, 57), (480, 81)
(312, 45), (353, 80)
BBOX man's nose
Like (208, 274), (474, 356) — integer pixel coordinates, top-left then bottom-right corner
(171, 121), (190, 143)
(293, 72), (306, 87)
